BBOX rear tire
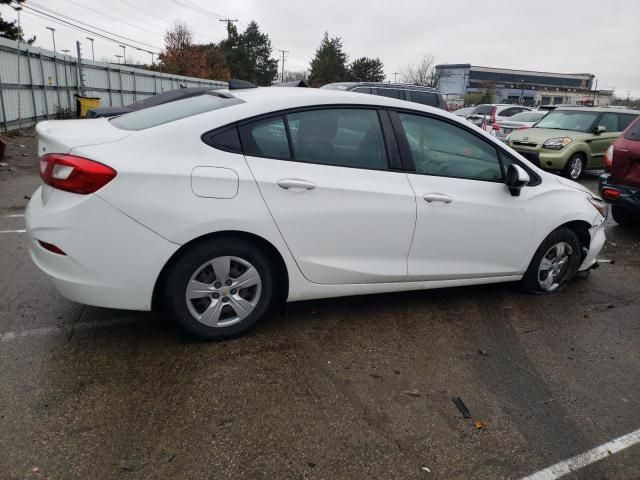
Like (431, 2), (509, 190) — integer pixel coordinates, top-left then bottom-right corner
(163, 238), (276, 340)
(611, 205), (637, 228)
(563, 154), (585, 181)
(522, 227), (582, 294)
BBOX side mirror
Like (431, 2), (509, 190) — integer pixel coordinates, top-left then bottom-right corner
(595, 125), (606, 135)
(506, 164), (530, 196)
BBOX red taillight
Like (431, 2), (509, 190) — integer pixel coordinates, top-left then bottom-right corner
(602, 188), (620, 200)
(38, 240), (66, 255)
(490, 106), (497, 125)
(39, 154), (116, 194)
(492, 124), (501, 131)
(604, 144), (614, 172)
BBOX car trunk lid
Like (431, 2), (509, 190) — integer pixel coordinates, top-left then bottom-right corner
(36, 119), (132, 157)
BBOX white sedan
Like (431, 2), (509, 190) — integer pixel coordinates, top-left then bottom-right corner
(27, 84), (607, 340)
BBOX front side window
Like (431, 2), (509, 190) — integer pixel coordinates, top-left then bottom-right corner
(409, 90), (438, 107)
(398, 113), (503, 181)
(239, 116), (290, 159)
(286, 109), (388, 170)
(599, 113), (619, 133)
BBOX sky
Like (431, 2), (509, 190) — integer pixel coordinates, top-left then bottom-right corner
(3, 0), (639, 97)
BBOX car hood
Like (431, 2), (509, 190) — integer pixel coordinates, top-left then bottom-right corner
(497, 120), (535, 128)
(509, 127), (591, 143)
(554, 175), (596, 196)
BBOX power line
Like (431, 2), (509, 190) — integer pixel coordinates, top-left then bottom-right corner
(169, 0), (225, 20)
(27, 1), (161, 51)
(19, 4), (161, 54)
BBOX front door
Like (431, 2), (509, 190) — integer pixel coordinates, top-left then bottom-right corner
(392, 111), (534, 280)
(241, 109), (416, 285)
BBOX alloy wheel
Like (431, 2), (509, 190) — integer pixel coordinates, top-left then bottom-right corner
(537, 242), (574, 292)
(568, 157), (583, 180)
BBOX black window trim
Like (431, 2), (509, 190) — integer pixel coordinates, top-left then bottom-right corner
(388, 108), (541, 186)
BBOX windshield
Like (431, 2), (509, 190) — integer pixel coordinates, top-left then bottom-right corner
(510, 111), (546, 122)
(470, 105), (492, 115)
(534, 110), (599, 132)
(110, 93), (243, 130)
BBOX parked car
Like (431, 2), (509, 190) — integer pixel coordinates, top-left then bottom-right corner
(85, 87), (221, 118)
(453, 106), (475, 118)
(28, 85), (606, 340)
(321, 82), (448, 110)
(507, 107), (639, 180)
(599, 116), (640, 226)
(465, 104), (532, 128)
(491, 110), (549, 142)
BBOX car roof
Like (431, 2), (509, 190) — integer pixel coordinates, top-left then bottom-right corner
(555, 106), (639, 114)
(323, 82), (438, 92)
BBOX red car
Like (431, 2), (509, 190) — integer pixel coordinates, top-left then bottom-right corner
(599, 115), (640, 227)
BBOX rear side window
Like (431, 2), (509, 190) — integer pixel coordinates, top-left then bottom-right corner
(619, 114), (638, 132)
(202, 126), (242, 153)
(110, 94), (243, 130)
(499, 107), (520, 117)
(471, 105), (492, 116)
(398, 113), (502, 182)
(377, 88), (405, 100)
(408, 90), (439, 107)
(624, 117), (640, 141)
(239, 116), (290, 159)
(286, 109), (388, 170)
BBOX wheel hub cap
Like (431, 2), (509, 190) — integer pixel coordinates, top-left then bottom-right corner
(537, 242), (573, 292)
(185, 256), (262, 328)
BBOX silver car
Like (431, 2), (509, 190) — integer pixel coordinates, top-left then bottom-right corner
(491, 110), (549, 142)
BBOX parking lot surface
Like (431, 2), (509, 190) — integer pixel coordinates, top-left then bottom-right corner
(1, 131), (639, 479)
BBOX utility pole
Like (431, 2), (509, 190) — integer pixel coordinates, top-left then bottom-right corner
(119, 45), (126, 65)
(278, 49), (289, 83)
(86, 37), (94, 61)
(46, 26), (56, 54)
(115, 54), (123, 64)
(392, 72), (399, 83)
(219, 18), (238, 37)
(12, 4), (22, 130)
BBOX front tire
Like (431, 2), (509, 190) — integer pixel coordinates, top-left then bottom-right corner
(522, 227), (582, 294)
(163, 238), (276, 340)
(611, 205), (637, 228)
(563, 154), (585, 181)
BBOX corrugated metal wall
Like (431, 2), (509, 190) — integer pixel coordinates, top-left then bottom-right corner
(0, 36), (226, 131)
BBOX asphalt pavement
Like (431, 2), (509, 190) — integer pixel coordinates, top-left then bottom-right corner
(1, 130), (639, 480)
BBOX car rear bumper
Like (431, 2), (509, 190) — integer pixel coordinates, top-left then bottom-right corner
(26, 186), (179, 310)
(599, 173), (640, 214)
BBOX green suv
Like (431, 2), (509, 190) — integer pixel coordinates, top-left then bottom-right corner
(507, 107), (639, 180)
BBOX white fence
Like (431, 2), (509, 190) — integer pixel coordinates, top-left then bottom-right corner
(0, 36), (226, 131)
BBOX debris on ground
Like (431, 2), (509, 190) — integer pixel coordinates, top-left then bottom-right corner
(369, 373), (382, 379)
(119, 459), (146, 471)
(421, 466), (431, 472)
(452, 397), (471, 418)
(478, 349), (489, 356)
(474, 420), (485, 430)
(404, 389), (421, 397)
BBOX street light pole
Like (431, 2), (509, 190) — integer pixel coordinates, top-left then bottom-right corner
(12, 5), (22, 130)
(86, 37), (94, 61)
(46, 27), (56, 54)
(119, 45), (126, 65)
(115, 54), (122, 64)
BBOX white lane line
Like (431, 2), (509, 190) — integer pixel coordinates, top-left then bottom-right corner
(0, 229), (26, 233)
(5, 214), (25, 218)
(520, 427), (640, 480)
(0, 317), (146, 342)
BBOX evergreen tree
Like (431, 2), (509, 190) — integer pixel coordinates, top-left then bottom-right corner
(220, 21), (278, 86)
(308, 32), (349, 87)
(0, 0), (35, 44)
(349, 57), (385, 82)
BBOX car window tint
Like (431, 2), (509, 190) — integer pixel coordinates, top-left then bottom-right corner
(599, 113), (619, 133)
(500, 108), (518, 117)
(352, 87), (373, 94)
(624, 117), (640, 141)
(203, 125), (242, 152)
(398, 113), (502, 182)
(409, 90), (438, 107)
(472, 105), (492, 115)
(239, 116), (290, 159)
(286, 109), (388, 170)
(377, 88), (405, 100)
(619, 114), (638, 132)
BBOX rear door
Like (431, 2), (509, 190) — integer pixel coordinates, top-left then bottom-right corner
(242, 108), (416, 285)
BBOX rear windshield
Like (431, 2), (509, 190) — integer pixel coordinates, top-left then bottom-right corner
(471, 105), (493, 115)
(624, 117), (640, 141)
(510, 111), (546, 122)
(110, 93), (243, 130)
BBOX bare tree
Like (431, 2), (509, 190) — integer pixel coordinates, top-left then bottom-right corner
(401, 55), (448, 88)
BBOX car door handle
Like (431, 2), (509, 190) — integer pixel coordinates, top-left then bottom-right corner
(423, 193), (453, 204)
(277, 179), (317, 191)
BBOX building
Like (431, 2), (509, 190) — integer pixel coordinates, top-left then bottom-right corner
(436, 64), (612, 108)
